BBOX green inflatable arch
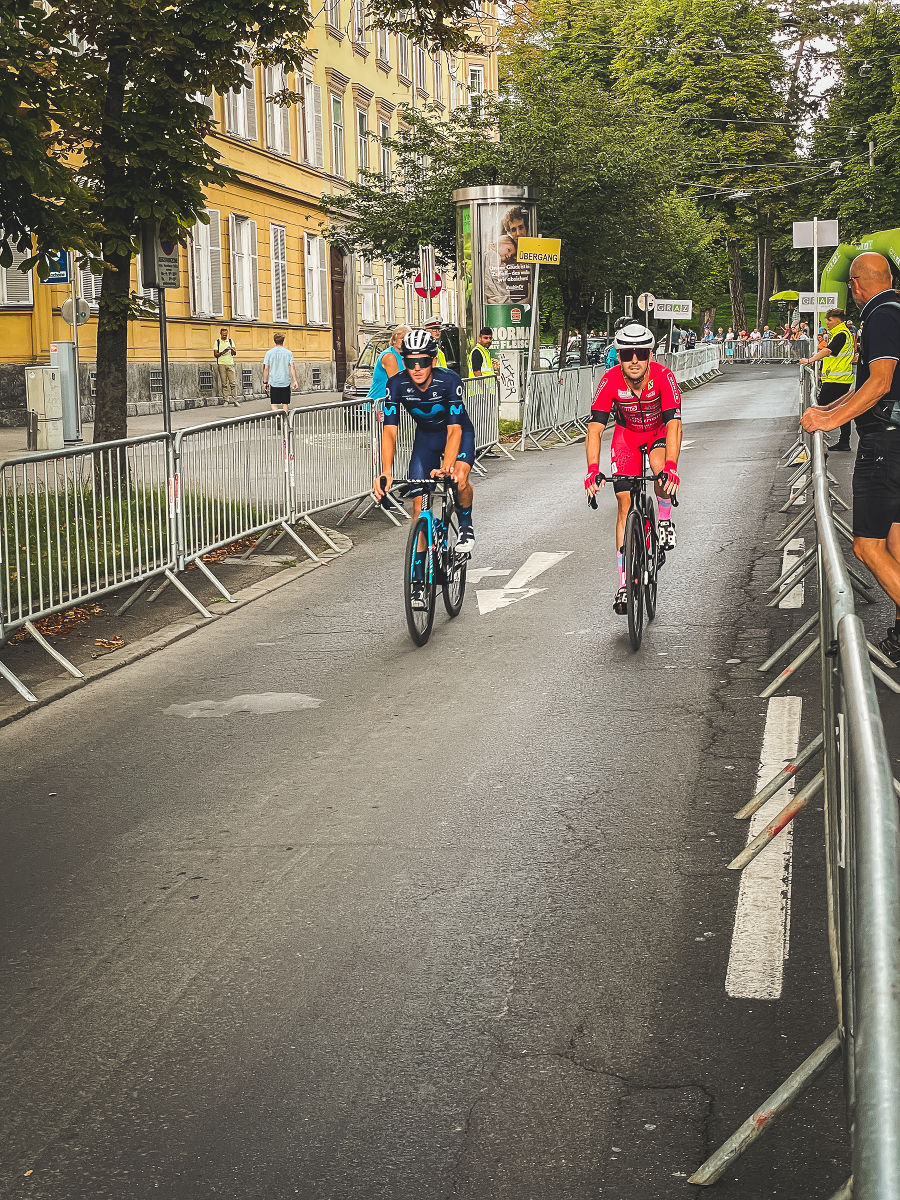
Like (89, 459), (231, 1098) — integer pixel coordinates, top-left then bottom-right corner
(820, 226), (900, 310)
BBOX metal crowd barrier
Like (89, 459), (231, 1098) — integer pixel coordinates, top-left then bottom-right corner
(290, 399), (376, 549)
(0, 435), (176, 702)
(690, 366), (900, 1199)
(518, 365), (595, 451)
(722, 337), (813, 364)
(657, 344), (722, 387)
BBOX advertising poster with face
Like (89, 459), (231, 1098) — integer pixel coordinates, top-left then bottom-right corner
(481, 201), (535, 350)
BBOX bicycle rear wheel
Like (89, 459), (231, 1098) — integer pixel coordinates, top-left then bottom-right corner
(624, 508), (644, 650)
(643, 504), (659, 623)
(441, 509), (467, 617)
(404, 516), (436, 646)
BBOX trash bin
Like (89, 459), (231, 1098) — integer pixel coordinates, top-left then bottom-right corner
(25, 367), (64, 451)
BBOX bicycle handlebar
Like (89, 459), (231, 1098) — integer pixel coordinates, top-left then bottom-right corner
(586, 470), (679, 509)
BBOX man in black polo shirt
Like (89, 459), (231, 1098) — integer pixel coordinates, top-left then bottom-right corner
(802, 252), (900, 658)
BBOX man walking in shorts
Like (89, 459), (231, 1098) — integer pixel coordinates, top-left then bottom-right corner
(263, 334), (299, 416)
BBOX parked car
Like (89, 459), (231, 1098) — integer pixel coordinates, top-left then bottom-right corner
(342, 324), (462, 407)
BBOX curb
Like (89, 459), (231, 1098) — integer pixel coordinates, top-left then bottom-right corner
(0, 530), (352, 729)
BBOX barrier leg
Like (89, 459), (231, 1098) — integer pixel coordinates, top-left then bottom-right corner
(765, 543), (817, 594)
(0, 656), (39, 703)
(759, 636), (820, 698)
(728, 769), (824, 869)
(780, 478), (810, 512)
(829, 489), (850, 512)
(162, 568), (213, 619)
(827, 1178), (852, 1200)
(115, 575), (156, 617)
(735, 733), (824, 820)
(870, 659), (900, 694)
(23, 620), (84, 679)
(193, 557), (235, 603)
(300, 514), (345, 555)
(767, 559), (817, 608)
(758, 613), (819, 674)
(277, 520), (322, 563)
(778, 504), (815, 549)
(688, 1030), (841, 1186)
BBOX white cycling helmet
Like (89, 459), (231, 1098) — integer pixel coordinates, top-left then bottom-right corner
(402, 328), (438, 357)
(614, 322), (655, 350)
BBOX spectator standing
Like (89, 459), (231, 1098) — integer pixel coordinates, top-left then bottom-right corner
(468, 327), (496, 377)
(670, 323), (682, 353)
(799, 307), (856, 451)
(214, 327), (239, 406)
(263, 334), (299, 416)
(368, 325), (410, 399)
(801, 253), (900, 659)
(424, 315), (449, 368)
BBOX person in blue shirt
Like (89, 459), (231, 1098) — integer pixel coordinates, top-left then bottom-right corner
(263, 334), (299, 415)
(367, 325), (409, 399)
(373, 328), (476, 555)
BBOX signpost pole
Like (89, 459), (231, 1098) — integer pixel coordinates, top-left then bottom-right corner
(70, 254), (83, 441)
(525, 262), (541, 390)
(669, 317), (675, 355)
(813, 215), (819, 334)
(157, 288), (172, 437)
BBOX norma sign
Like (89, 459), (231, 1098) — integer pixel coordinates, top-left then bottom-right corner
(140, 222), (181, 289)
(41, 250), (70, 285)
(414, 270), (442, 299)
(654, 299), (693, 319)
(515, 236), (561, 265)
(798, 292), (839, 312)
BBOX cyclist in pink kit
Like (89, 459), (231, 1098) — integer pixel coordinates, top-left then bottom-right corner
(584, 322), (683, 614)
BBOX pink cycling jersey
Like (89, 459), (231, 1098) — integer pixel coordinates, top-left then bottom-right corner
(589, 362), (682, 431)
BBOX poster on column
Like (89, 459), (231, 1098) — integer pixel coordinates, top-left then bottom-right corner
(480, 199), (536, 351)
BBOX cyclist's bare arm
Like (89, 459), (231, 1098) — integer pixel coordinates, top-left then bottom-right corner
(375, 426), (398, 498)
(585, 420), (607, 493)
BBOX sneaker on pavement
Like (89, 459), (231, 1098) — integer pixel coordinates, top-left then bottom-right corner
(410, 582), (428, 609)
(613, 586), (628, 615)
(456, 527), (476, 556)
(658, 519), (677, 550)
(878, 628), (900, 665)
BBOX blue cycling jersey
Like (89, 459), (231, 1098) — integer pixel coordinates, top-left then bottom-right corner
(383, 367), (474, 434)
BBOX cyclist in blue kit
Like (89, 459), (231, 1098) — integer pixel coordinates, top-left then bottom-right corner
(373, 328), (476, 554)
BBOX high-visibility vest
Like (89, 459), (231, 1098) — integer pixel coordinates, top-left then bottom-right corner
(467, 344), (495, 376)
(436, 347), (448, 369)
(821, 321), (855, 385)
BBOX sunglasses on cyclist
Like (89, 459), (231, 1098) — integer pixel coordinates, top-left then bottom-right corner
(619, 348), (651, 363)
(403, 355), (433, 369)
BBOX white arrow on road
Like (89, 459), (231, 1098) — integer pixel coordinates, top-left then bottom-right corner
(475, 551), (572, 616)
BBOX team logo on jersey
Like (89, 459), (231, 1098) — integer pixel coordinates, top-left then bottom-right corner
(450, 403), (463, 415)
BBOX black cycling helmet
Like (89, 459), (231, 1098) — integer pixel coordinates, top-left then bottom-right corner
(614, 315), (634, 332)
(402, 329), (437, 357)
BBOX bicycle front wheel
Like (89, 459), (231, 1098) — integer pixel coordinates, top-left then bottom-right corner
(441, 510), (468, 617)
(624, 508), (644, 651)
(404, 515), (436, 646)
(643, 505), (659, 623)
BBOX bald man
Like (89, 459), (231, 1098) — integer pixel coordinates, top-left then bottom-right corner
(802, 251), (900, 659)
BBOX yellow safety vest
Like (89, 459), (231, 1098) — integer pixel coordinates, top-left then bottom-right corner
(821, 321), (855, 385)
(436, 348), (448, 369)
(467, 345), (495, 377)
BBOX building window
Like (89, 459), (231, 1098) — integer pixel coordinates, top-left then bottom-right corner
(303, 76), (324, 168)
(383, 260), (395, 322)
(78, 265), (103, 309)
(304, 234), (329, 326)
(331, 94), (345, 177)
(360, 257), (379, 324)
(414, 44), (427, 92)
(1, 250), (34, 305)
(376, 27), (389, 63)
(229, 214), (259, 321)
(380, 120), (391, 179)
(397, 34), (410, 81)
(433, 54), (443, 103)
(225, 61), (258, 141)
(190, 210), (224, 317)
(357, 108), (369, 179)
(468, 65), (484, 114)
(270, 223), (288, 322)
(351, 0), (365, 44)
(326, 0), (340, 30)
(264, 66), (291, 155)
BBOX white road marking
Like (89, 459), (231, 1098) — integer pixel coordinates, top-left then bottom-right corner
(680, 439), (695, 449)
(726, 695), (802, 1000)
(164, 693), (323, 718)
(505, 551), (572, 590)
(779, 537), (805, 609)
(476, 587), (546, 615)
(467, 567), (512, 585)
(475, 552), (572, 616)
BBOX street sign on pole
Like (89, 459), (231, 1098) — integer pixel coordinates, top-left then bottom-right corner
(637, 292), (655, 313)
(515, 236), (561, 265)
(798, 292), (839, 312)
(140, 222), (181, 289)
(41, 250), (70, 285)
(414, 270), (442, 299)
(792, 220), (839, 250)
(61, 297), (90, 326)
(654, 299), (693, 319)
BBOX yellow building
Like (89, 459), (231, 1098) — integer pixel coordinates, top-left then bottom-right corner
(0, 6), (498, 426)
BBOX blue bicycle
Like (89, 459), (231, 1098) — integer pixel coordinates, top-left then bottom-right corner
(381, 475), (467, 645)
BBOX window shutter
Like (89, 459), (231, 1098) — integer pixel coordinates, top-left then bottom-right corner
(279, 95), (290, 155)
(318, 241), (329, 326)
(79, 265), (102, 307)
(3, 250), (33, 305)
(304, 233), (318, 324)
(248, 219), (259, 320)
(190, 224), (205, 314)
(229, 213), (240, 317)
(271, 225), (288, 322)
(244, 69), (258, 141)
(225, 88), (239, 134)
(265, 66), (276, 148)
(207, 211), (223, 316)
(312, 84), (324, 168)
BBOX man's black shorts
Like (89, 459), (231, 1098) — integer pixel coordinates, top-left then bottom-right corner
(853, 431), (900, 538)
(817, 381), (851, 406)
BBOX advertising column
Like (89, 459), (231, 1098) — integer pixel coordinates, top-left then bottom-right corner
(453, 186), (537, 419)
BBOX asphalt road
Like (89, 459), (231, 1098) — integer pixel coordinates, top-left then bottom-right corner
(0, 365), (858, 1198)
